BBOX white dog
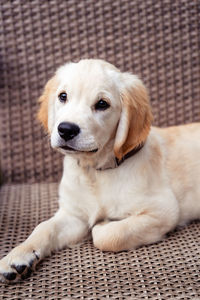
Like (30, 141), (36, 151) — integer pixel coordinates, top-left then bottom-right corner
(0, 59), (200, 282)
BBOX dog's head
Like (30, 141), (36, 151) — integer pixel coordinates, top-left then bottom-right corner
(38, 59), (152, 165)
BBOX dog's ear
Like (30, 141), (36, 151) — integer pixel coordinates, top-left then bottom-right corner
(114, 73), (153, 160)
(37, 76), (57, 131)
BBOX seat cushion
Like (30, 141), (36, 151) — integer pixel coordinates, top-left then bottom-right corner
(0, 183), (199, 299)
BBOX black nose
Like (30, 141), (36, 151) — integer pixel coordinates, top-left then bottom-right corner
(58, 122), (80, 141)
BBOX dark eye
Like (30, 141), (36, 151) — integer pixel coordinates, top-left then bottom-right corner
(95, 99), (110, 111)
(58, 92), (67, 103)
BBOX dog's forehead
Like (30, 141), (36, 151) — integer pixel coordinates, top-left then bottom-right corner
(56, 60), (120, 95)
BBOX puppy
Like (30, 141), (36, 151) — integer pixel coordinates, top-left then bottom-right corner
(0, 59), (200, 282)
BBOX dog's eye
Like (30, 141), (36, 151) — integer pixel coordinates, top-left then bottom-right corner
(58, 92), (67, 103)
(95, 99), (110, 111)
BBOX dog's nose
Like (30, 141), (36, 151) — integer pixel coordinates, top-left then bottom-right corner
(58, 122), (80, 141)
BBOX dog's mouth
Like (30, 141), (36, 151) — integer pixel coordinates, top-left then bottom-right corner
(59, 145), (98, 153)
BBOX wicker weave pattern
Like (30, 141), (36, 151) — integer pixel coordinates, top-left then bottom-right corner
(0, 184), (199, 299)
(1, 0), (200, 183)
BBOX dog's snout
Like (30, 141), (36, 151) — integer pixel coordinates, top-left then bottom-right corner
(58, 122), (80, 141)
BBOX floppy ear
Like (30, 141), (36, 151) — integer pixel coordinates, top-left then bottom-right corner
(37, 76), (57, 131)
(114, 73), (153, 160)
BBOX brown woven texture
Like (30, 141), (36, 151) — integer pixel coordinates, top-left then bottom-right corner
(0, 184), (199, 299)
(0, 0), (200, 183)
(0, 0), (200, 299)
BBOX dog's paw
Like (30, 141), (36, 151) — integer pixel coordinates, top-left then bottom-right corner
(0, 243), (40, 283)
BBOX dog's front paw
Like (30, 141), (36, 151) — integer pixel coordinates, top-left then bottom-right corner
(0, 243), (40, 283)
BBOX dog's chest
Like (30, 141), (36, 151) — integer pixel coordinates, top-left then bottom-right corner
(59, 160), (148, 226)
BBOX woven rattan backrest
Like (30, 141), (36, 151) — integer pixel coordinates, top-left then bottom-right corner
(0, 0), (200, 183)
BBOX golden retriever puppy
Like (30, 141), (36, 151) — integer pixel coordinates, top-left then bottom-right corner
(0, 59), (200, 282)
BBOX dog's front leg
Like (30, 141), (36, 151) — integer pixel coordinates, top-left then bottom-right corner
(92, 208), (179, 252)
(0, 209), (88, 283)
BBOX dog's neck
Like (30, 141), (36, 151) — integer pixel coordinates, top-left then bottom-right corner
(97, 143), (145, 171)
(77, 141), (144, 171)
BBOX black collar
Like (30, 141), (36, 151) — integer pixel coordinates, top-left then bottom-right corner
(115, 142), (144, 166)
(97, 142), (144, 171)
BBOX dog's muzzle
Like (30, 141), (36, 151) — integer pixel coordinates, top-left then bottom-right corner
(57, 122), (98, 153)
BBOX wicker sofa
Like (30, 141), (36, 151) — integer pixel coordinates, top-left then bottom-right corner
(0, 0), (200, 298)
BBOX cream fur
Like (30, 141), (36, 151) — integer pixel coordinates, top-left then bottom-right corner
(0, 59), (200, 282)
